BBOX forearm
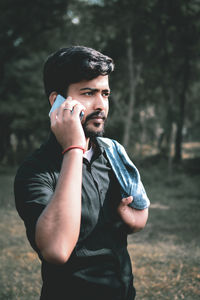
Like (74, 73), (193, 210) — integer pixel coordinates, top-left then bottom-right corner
(35, 149), (83, 264)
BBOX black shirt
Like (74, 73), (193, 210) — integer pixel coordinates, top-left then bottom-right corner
(14, 133), (136, 300)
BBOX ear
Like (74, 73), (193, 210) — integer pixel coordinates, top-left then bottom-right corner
(49, 92), (58, 107)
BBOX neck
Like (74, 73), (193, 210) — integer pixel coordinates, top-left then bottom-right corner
(85, 138), (90, 151)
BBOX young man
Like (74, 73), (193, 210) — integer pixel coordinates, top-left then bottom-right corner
(14, 46), (149, 300)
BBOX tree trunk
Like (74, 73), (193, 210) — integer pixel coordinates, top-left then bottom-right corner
(0, 115), (12, 163)
(174, 55), (189, 163)
(174, 94), (185, 162)
(158, 87), (174, 158)
(122, 32), (136, 148)
(167, 122), (176, 176)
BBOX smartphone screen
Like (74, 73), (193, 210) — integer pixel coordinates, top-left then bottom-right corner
(49, 94), (84, 120)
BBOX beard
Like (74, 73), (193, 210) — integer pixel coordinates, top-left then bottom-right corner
(83, 125), (105, 138)
(82, 111), (106, 139)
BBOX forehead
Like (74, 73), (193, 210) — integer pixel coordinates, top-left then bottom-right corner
(68, 75), (110, 92)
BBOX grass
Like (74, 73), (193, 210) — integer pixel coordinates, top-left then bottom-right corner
(0, 172), (41, 300)
(0, 157), (199, 299)
(128, 157), (200, 299)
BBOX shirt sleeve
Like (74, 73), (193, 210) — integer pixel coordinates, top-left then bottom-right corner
(14, 160), (56, 253)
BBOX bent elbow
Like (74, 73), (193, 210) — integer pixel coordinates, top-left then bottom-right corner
(40, 247), (72, 265)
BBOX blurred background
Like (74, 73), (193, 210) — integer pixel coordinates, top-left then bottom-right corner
(0, 0), (200, 299)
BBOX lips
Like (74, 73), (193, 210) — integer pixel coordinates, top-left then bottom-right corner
(90, 116), (104, 120)
(85, 111), (106, 123)
(87, 117), (105, 125)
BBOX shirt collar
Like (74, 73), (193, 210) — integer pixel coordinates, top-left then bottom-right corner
(44, 132), (108, 162)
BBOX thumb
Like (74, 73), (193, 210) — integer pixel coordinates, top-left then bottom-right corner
(121, 196), (133, 206)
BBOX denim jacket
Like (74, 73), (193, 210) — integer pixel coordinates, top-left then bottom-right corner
(97, 137), (150, 210)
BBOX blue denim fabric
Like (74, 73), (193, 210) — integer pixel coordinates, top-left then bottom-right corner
(97, 137), (150, 210)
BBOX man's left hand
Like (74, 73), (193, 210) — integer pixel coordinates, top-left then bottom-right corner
(117, 196), (148, 233)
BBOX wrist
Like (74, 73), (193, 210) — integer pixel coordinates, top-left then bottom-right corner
(62, 145), (85, 155)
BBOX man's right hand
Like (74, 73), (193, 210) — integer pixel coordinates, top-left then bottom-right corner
(50, 96), (86, 151)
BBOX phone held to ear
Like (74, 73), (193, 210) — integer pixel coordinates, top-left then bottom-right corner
(49, 94), (84, 120)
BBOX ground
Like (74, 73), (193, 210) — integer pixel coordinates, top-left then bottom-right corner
(0, 157), (199, 299)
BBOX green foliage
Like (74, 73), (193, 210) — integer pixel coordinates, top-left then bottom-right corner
(0, 0), (200, 163)
(0, 0), (70, 161)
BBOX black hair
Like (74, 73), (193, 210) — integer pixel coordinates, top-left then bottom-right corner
(43, 46), (114, 98)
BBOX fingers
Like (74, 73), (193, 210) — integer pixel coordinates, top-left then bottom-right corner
(58, 97), (76, 118)
(71, 103), (86, 120)
(61, 97), (85, 119)
(117, 196), (133, 216)
(50, 96), (85, 122)
(121, 196), (133, 206)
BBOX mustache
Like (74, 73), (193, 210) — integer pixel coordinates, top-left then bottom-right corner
(84, 111), (106, 123)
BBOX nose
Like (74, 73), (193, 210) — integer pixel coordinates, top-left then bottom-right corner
(93, 93), (106, 111)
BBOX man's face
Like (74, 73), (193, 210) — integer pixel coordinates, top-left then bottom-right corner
(67, 75), (110, 138)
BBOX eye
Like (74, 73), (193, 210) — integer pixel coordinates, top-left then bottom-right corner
(82, 91), (93, 96)
(102, 91), (110, 98)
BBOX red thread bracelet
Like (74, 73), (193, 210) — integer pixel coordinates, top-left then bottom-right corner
(62, 145), (85, 155)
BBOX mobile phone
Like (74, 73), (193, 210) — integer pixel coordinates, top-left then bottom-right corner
(49, 94), (84, 120)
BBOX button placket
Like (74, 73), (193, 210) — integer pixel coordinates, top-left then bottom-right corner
(90, 165), (104, 207)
